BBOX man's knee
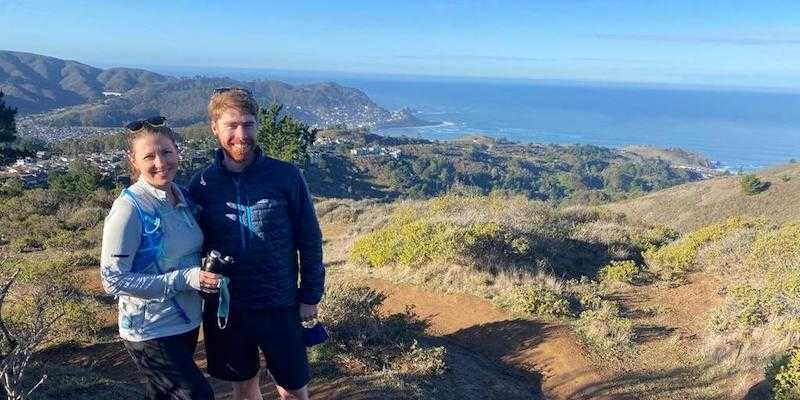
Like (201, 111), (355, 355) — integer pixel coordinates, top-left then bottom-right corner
(232, 375), (262, 399)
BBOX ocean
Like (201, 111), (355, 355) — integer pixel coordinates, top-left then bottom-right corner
(155, 66), (800, 170)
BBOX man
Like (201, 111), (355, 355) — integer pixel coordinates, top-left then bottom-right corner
(189, 87), (324, 400)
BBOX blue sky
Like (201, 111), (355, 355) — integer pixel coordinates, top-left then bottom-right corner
(2, 0), (800, 88)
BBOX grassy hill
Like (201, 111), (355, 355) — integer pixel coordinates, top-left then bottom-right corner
(606, 163), (800, 233)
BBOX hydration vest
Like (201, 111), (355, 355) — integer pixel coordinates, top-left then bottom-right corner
(122, 188), (192, 324)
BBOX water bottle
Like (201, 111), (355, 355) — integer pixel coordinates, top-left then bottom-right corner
(201, 250), (232, 300)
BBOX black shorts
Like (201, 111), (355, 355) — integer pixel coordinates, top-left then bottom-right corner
(202, 301), (310, 390)
(123, 328), (214, 400)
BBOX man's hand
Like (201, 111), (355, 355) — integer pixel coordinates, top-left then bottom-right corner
(299, 303), (318, 322)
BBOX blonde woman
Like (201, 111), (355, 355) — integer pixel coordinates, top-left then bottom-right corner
(100, 117), (220, 400)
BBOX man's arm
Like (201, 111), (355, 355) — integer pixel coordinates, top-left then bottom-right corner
(291, 167), (325, 308)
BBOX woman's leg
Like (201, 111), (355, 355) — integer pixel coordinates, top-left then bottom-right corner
(124, 328), (214, 400)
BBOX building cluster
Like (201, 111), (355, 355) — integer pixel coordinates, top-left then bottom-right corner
(349, 146), (402, 159)
(0, 150), (126, 188)
(297, 104), (391, 129)
(17, 120), (119, 141)
(313, 136), (403, 160)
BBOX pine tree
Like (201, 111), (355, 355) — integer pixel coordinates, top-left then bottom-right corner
(0, 92), (17, 144)
(256, 103), (316, 166)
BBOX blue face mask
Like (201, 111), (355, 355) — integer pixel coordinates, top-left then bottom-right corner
(302, 321), (329, 347)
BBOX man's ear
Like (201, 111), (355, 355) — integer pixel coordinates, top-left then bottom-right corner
(210, 120), (219, 137)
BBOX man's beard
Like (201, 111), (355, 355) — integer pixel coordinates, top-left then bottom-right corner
(223, 141), (254, 163)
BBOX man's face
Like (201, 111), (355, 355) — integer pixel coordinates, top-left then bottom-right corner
(211, 108), (257, 164)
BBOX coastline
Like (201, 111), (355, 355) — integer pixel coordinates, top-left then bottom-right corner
(371, 116), (776, 172)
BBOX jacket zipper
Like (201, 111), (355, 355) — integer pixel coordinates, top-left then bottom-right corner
(232, 177), (247, 250)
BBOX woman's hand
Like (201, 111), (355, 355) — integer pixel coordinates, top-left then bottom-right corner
(198, 271), (222, 293)
(188, 267), (222, 293)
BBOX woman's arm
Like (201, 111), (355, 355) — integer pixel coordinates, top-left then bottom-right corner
(100, 197), (201, 301)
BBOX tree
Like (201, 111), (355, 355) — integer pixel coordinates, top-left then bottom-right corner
(256, 103), (317, 166)
(0, 92), (17, 144)
(47, 160), (113, 201)
(740, 174), (770, 195)
(0, 267), (60, 400)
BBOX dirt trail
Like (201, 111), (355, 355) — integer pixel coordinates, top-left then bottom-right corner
(364, 278), (613, 400)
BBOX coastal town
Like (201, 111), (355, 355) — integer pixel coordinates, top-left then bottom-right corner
(0, 150), (126, 187)
(0, 128), (407, 189)
(16, 118), (119, 141)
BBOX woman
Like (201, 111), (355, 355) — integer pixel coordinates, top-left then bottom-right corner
(100, 117), (220, 400)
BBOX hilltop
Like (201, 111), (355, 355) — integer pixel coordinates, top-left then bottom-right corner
(0, 50), (171, 113)
(606, 162), (800, 233)
(0, 50), (428, 129)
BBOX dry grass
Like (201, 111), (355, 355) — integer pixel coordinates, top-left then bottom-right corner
(606, 163), (800, 234)
(321, 184), (800, 399)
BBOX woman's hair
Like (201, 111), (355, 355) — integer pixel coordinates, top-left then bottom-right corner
(207, 87), (259, 122)
(126, 125), (178, 180)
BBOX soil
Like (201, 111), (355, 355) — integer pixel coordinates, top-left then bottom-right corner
(364, 278), (612, 400)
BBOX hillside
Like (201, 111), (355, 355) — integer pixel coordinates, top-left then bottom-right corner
(0, 50), (172, 113)
(1, 51), (428, 129)
(606, 163), (800, 233)
(305, 130), (712, 202)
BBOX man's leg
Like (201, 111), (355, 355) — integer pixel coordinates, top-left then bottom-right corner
(232, 375), (263, 400)
(276, 384), (309, 400)
(258, 307), (311, 400)
(203, 303), (261, 400)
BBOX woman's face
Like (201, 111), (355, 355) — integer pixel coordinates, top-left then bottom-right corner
(129, 134), (179, 190)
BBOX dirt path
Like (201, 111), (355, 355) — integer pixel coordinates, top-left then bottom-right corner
(363, 278), (613, 400)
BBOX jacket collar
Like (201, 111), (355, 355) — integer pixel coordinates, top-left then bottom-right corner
(134, 177), (188, 207)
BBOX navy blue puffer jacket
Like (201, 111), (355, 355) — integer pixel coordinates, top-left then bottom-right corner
(188, 148), (324, 310)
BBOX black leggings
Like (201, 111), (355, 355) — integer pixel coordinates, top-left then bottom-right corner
(123, 328), (214, 400)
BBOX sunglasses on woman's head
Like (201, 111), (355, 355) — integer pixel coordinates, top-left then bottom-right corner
(126, 116), (167, 132)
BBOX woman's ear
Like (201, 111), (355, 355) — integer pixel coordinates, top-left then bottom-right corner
(127, 153), (139, 177)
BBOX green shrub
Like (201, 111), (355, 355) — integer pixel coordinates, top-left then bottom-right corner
(644, 217), (758, 281)
(57, 252), (100, 270)
(63, 207), (107, 231)
(317, 283), (445, 378)
(704, 221), (800, 373)
(8, 234), (44, 252)
(493, 283), (573, 318)
(728, 284), (770, 326)
(349, 194), (568, 273)
(389, 340), (447, 378)
(0, 189), (59, 221)
(43, 230), (93, 251)
(575, 301), (633, 356)
(18, 363), (139, 400)
(746, 223), (800, 274)
(767, 346), (800, 400)
(350, 212), (531, 270)
(740, 174), (769, 195)
(599, 260), (639, 284)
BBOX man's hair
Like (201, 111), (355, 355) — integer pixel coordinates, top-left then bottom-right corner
(207, 87), (259, 122)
